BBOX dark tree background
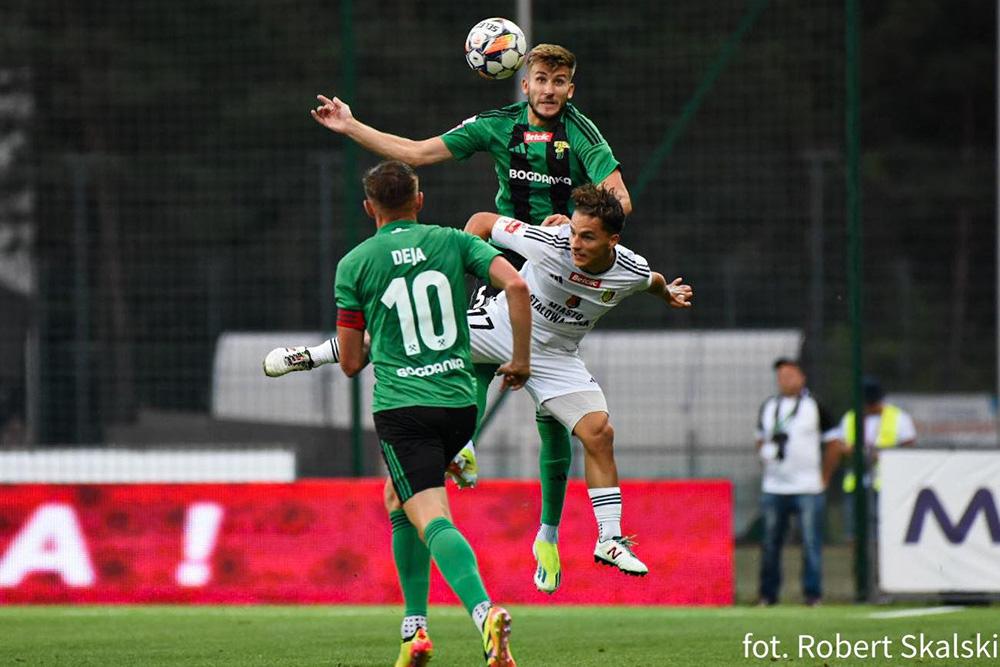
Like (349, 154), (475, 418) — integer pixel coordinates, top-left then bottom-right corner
(0, 0), (993, 443)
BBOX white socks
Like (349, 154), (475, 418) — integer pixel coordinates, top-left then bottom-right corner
(536, 523), (559, 544)
(307, 338), (339, 366)
(588, 487), (622, 542)
(472, 600), (491, 632)
(401, 614), (427, 640)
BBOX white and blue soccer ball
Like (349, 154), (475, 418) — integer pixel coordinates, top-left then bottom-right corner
(464, 18), (527, 80)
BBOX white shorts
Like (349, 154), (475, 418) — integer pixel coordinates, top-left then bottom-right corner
(468, 299), (607, 431)
(539, 390), (608, 432)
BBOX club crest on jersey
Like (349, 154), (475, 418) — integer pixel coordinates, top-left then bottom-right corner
(565, 294), (581, 309)
(554, 140), (570, 159)
(601, 289), (616, 303)
(523, 131), (553, 143)
(504, 219), (524, 234)
(569, 272), (601, 288)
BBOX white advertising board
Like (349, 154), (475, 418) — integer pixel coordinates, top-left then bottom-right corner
(879, 450), (1000, 593)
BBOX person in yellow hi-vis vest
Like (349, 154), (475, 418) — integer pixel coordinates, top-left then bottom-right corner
(839, 376), (916, 539)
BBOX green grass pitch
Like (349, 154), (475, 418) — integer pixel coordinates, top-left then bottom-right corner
(1, 605), (997, 666)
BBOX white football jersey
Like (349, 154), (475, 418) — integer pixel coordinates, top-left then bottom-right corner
(489, 217), (653, 351)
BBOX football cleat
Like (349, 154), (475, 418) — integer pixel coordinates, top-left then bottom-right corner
(394, 627), (433, 667)
(531, 539), (561, 594)
(263, 346), (314, 377)
(593, 535), (648, 576)
(446, 443), (478, 489)
(481, 605), (516, 666)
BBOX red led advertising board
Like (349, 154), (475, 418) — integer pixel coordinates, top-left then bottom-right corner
(0, 480), (731, 604)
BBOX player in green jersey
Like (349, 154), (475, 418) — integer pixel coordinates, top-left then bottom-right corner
(311, 44), (631, 221)
(336, 160), (529, 667)
(310, 44), (631, 597)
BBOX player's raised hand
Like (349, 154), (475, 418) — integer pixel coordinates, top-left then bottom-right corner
(541, 214), (571, 227)
(666, 277), (693, 308)
(311, 95), (354, 133)
(496, 360), (530, 391)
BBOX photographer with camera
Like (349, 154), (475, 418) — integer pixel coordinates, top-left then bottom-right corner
(754, 358), (842, 606)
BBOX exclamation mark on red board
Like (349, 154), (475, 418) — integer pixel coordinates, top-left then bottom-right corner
(175, 502), (224, 587)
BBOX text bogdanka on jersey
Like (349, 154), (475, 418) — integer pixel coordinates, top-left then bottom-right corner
(391, 247), (426, 266)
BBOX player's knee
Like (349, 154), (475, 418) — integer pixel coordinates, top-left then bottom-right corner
(383, 478), (401, 512)
(580, 420), (615, 457)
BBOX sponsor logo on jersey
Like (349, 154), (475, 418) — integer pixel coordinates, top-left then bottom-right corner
(508, 169), (572, 186)
(396, 357), (466, 378)
(523, 131), (553, 143)
(554, 140), (570, 159)
(600, 289), (616, 303)
(565, 294), (581, 309)
(549, 273), (564, 284)
(569, 272), (601, 288)
(530, 294), (589, 326)
(503, 219), (524, 234)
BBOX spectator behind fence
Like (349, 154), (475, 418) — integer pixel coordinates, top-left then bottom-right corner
(838, 375), (917, 539)
(755, 358), (842, 606)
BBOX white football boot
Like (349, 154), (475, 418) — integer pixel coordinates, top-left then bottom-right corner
(263, 346), (314, 377)
(593, 535), (648, 576)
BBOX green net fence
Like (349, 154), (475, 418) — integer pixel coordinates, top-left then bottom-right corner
(0, 1), (993, 498)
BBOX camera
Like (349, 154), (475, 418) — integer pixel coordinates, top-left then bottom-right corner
(772, 431), (789, 460)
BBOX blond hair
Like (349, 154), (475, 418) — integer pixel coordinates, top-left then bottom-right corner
(525, 44), (577, 78)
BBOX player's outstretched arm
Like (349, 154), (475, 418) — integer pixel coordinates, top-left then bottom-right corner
(311, 95), (453, 166)
(464, 212), (502, 240)
(487, 256), (531, 390)
(598, 169), (633, 216)
(647, 272), (693, 308)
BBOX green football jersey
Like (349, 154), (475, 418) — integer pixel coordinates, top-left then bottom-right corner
(441, 101), (620, 226)
(334, 220), (501, 412)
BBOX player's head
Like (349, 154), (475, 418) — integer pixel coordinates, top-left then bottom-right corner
(773, 358), (806, 396)
(568, 184), (624, 271)
(362, 160), (423, 223)
(521, 44), (576, 123)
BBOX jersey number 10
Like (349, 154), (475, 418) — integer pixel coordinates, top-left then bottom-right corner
(381, 270), (458, 356)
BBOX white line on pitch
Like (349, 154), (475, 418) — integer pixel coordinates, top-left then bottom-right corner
(868, 606), (964, 619)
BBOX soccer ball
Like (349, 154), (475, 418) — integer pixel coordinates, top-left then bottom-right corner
(464, 18), (527, 80)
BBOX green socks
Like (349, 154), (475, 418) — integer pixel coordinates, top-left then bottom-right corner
(472, 363), (497, 439)
(536, 413), (572, 528)
(473, 363), (572, 531)
(423, 517), (490, 615)
(390, 510), (430, 618)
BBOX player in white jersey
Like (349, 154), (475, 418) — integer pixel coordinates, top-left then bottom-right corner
(263, 185), (693, 592)
(461, 184), (691, 590)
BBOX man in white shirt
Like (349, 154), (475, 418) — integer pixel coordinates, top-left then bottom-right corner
(755, 358), (842, 606)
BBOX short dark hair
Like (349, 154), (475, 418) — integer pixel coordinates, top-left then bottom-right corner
(362, 160), (418, 210)
(773, 357), (802, 371)
(571, 184), (625, 234)
(862, 375), (885, 404)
